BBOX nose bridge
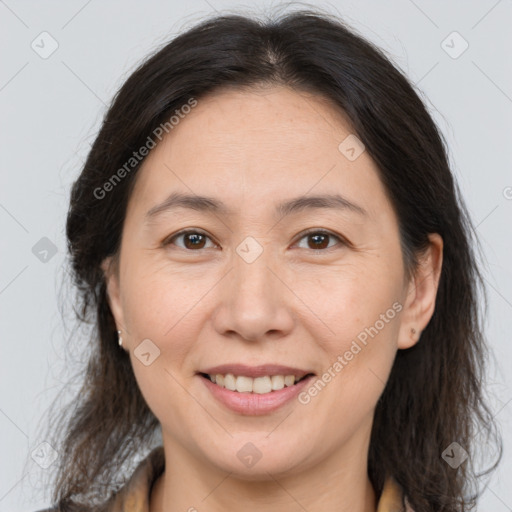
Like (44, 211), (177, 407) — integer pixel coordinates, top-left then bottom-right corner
(234, 246), (275, 308)
(212, 241), (294, 341)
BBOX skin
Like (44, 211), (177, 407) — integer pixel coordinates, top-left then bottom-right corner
(102, 85), (443, 512)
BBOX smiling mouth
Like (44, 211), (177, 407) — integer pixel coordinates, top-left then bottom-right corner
(198, 372), (315, 394)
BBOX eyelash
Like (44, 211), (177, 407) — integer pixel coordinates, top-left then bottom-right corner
(163, 228), (347, 253)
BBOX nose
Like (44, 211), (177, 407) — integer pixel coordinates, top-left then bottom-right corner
(211, 247), (295, 343)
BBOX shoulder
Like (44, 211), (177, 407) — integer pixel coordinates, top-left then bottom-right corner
(378, 474), (416, 512)
(32, 446), (165, 512)
(33, 505), (96, 512)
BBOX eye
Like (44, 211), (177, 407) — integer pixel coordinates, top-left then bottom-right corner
(163, 229), (217, 251)
(163, 228), (346, 252)
(294, 229), (345, 251)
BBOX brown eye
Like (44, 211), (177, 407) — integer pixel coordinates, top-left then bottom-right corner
(295, 230), (344, 251)
(165, 230), (215, 250)
(164, 229), (345, 252)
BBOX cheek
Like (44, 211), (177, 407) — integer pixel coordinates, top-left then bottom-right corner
(120, 268), (202, 414)
(296, 309), (399, 451)
(298, 261), (403, 349)
(130, 354), (204, 451)
(121, 259), (214, 341)
(296, 262), (402, 410)
(123, 272), (205, 437)
(120, 253), (221, 355)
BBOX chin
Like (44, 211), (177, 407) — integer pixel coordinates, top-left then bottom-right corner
(199, 432), (317, 480)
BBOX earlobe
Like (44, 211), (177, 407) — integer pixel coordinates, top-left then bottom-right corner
(397, 233), (444, 350)
(399, 326), (422, 350)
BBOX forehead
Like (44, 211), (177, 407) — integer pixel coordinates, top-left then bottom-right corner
(126, 86), (391, 222)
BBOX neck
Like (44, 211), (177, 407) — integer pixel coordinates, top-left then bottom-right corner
(150, 431), (377, 512)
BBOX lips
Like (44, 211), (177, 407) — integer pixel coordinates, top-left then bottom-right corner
(198, 364), (313, 380)
(197, 365), (315, 416)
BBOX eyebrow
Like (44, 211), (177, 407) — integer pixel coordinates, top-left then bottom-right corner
(144, 191), (367, 222)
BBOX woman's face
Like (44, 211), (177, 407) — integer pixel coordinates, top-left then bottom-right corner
(103, 85), (442, 477)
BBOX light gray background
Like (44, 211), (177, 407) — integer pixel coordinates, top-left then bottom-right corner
(1, 0), (511, 510)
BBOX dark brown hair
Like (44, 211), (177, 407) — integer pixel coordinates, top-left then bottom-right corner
(39, 7), (501, 511)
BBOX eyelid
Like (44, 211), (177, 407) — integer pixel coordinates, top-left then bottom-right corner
(163, 228), (218, 249)
(292, 228), (347, 251)
(163, 228), (348, 251)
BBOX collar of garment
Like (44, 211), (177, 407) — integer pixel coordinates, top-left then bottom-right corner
(107, 445), (414, 512)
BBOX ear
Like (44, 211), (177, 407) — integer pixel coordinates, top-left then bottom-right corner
(397, 233), (443, 350)
(101, 255), (125, 336)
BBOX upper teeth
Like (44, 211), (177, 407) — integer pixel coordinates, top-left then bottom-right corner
(208, 374), (301, 394)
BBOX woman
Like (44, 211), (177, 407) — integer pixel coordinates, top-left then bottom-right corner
(36, 8), (501, 512)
